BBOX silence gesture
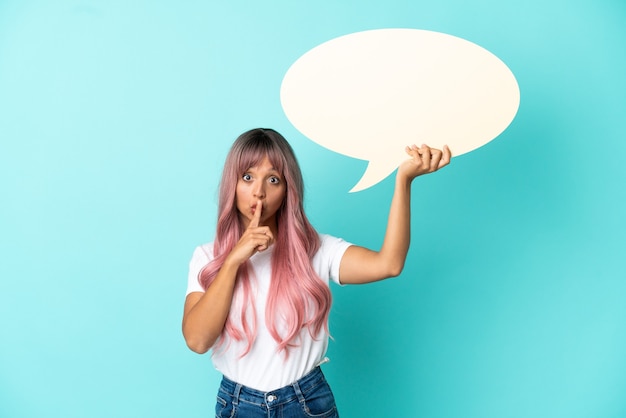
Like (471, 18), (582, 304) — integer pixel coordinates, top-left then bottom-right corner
(226, 200), (275, 267)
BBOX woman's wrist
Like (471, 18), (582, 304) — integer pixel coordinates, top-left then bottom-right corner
(222, 254), (244, 272)
(395, 171), (415, 189)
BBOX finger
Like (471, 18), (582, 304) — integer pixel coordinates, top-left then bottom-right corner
(438, 145), (452, 168)
(407, 143), (419, 151)
(249, 200), (262, 228)
(429, 148), (443, 172)
(257, 227), (274, 244)
(405, 144), (419, 159)
(419, 144), (431, 166)
(251, 229), (273, 252)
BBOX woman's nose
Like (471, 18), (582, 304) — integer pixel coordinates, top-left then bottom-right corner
(253, 182), (265, 198)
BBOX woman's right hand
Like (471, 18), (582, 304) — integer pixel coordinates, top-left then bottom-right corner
(226, 200), (274, 267)
(182, 200), (273, 354)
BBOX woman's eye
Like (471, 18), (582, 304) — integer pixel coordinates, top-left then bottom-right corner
(269, 176), (280, 184)
(242, 174), (252, 181)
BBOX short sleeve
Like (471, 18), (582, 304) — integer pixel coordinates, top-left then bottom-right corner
(186, 244), (213, 295)
(314, 234), (353, 286)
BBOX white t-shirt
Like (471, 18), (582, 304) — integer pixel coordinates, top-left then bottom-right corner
(186, 233), (352, 391)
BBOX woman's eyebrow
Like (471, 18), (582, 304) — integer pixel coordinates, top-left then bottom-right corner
(245, 166), (281, 174)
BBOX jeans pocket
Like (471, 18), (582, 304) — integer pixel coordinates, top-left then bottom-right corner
(215, 394), (236, 418)
(300, 380), (338, 417)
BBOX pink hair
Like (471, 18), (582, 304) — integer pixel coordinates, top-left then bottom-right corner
(199, 128), (331, 356)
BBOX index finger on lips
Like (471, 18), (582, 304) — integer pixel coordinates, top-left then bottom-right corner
(250, 200), (262, 228)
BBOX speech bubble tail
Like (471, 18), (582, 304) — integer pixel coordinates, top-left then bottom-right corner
(349, 159), (400, 193)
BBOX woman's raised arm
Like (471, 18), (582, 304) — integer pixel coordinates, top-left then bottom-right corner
(182, 201), (273, 353)
(339, 144), (451, 285)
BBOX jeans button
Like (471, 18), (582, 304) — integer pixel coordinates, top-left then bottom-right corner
(267, 394), (276, 402)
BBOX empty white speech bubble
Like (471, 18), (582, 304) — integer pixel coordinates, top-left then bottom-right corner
(280, 28), (520, 192)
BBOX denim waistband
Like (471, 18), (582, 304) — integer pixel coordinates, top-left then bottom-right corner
(219, 366), (325, 408)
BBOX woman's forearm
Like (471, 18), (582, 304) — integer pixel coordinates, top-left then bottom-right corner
(182, 202), (275, 354)
(338, 144), (450, 284)
(182, 260), (239, 354)
(378, 175), (413, 277)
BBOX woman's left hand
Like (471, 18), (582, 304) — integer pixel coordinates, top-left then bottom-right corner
(397, 144), (451, 182)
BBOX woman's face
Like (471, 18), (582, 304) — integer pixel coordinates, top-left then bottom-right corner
(236, 156), (286, 233)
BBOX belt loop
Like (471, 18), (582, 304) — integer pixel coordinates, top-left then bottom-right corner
(292, 377), (306, 405)
(232, 383), (243, 407)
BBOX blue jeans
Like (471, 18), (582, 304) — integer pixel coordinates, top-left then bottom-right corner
(215, 366), (339, 418)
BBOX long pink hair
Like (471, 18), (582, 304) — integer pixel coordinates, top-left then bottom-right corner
(199, 128), (331, 356)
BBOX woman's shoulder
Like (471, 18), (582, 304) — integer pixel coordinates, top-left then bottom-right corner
(190, 242), (215, 264)
(317, 232), (339, 243)
(316, 233), (352, 253)
(312, 233), (353, 282)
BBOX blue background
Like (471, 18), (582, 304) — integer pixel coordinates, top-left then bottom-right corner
(1, 1), (625, 417)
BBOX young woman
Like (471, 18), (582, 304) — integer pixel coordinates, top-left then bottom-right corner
(183, 128), (450, 417)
